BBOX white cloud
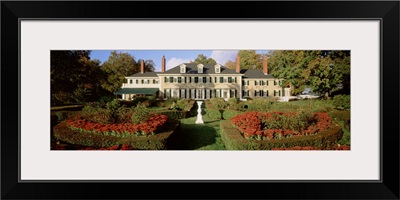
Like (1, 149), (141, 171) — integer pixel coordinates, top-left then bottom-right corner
(166, 57), (193, 70)
(210, 50), (238, 65)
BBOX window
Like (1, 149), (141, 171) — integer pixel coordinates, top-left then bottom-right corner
(215, 77), (217, 83)
(220, 77), (223, 83)
(169, 77), (173, 83)
(247, 80), (249, 85)
(266, 81), (269, 86)
(260, 81), (264, 86)
(266, 90), (269, 97)
(178, 77), (182, 83)
(199, 77), (202, 83)
(129, 79), (132, 84)
(209, 77), (212, 83)
(198, 64), (204, 73)
(136, 79), (138, 84)
(234, 77), (237, 83)
(215, 67), (220, 73)
(203, 77), (207, 83)
(228, 77), (232, 83)
(255, 81), (258, 86)
(279, 90), (281, 96)
(260, 90), (263, 96)
(164, 77), (167, 83)
(141, 79), (144, 84)
(180, 64), (186, 73)
(189, 77), (192, 83)
(153, 79), (155, 84)
(194, 77), (199, 83)
(274, 80), (278, 85)
(184, 77), (187, 83)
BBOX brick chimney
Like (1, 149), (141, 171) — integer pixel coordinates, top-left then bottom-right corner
(235, 54), (240, 73)
(140, 60), (144, 74)
(263, 55), (268, 75)
(161, 55), (166, 72)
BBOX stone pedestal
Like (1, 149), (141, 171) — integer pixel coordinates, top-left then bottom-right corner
(195, 101), (204, 124)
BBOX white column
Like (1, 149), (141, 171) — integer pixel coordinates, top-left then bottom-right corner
(227, 89), (230, 99)
(206, 89), (210, 99)
(186, 88), (189, 99)
(191, 89), (195, 99)
(122, 94), (125, 100)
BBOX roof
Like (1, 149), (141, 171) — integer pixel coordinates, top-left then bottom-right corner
(162, 63), (241, 75)
(241, 69), (275, 79)
(114, 88), (159, 95)
(126, 72), (159, 78)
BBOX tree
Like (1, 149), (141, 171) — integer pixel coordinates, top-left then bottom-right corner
(143, 59), (156, 72)
(72, 58), (110, 103)
(51, 50), (92, 104)
(100, 51), (138, 93)
(194, 54), (217, 64)
(268, 50), (350, 97)
(238, 50), (263, 69)
(268, 50), (319, 95)
(224, 60), (236, 69)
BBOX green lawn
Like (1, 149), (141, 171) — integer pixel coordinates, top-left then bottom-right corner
(168, 107), (226, 150)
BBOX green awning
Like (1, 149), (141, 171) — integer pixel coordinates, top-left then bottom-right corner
(114, 88), (159, 95)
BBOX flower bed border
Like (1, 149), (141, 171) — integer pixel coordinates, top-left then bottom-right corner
(53, 120), (180, 150)
(220, 120), (343, 150)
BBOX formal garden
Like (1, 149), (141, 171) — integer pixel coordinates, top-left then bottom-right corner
(51, 94), (350, 150)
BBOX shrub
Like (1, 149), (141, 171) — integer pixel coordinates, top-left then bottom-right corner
(98, 96), (115, 104)
(81, 104), (111, 124)
(131, 103), (149, 125)
(246, 98), (273, 111)
(150, 110), (188, 120)
(176, 99), (189, 110)
(333, 95), (350, 110)
(209, 98), (227, 110)
(329, 110), (350, 130)
(55, 112), (69, 122)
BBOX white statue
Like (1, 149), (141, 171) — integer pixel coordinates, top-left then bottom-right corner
(195, 101), (204, 124)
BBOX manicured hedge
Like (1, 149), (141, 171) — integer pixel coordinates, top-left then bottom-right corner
(150, 110), (189, 120)
(53, 120), (180, 150)
(205, 100), (243, 120)
(206, 109), (243, 120)
(220, 120), (343, 150)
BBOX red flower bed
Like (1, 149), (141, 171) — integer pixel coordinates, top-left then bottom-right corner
(230, 111), (332, 139)
(66, 114), (169, 136)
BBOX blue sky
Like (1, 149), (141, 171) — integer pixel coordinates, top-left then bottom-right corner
(90, 50), (270, 72)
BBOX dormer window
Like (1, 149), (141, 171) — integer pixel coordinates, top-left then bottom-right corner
(215, 64), (221, 73)
(197, 64), (204, 74)
(180, 64), (186, 73)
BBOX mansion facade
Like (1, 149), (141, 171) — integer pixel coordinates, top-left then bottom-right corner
(115, 55), (292, 101)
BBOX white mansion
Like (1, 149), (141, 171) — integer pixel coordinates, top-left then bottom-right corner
(115, 55), (292, 101)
